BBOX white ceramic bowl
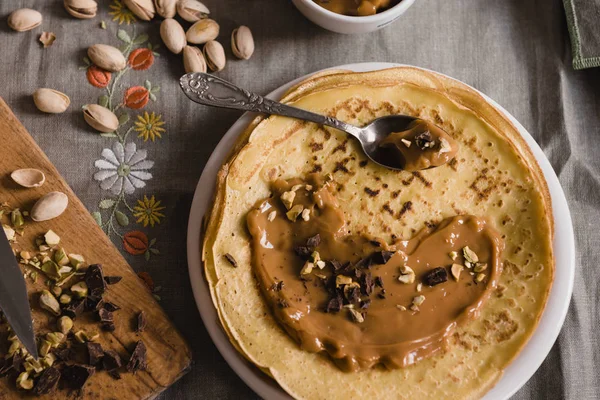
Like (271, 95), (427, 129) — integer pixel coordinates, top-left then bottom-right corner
(292, 0), (417, 34)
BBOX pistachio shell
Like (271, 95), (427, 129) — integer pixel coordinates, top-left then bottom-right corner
(11, 169), (46, 188)
(123, 0), (155, 21)
(33, 88), (70, 114)
(183, 45), (207, 73)
(203, 40), (226, 72)
(154, 0), (177, 18)
(186, 18), (219, 45)
(63, 0), (98, 19)
(231, 26), (254, 60)
(8, 8), (42, 32)
(87, 44), (126, 72)
(31, 192), (69, 222)
(83, 104), (119, 133)
(177, 0), (209, 22)
(160, 18), (186, 54)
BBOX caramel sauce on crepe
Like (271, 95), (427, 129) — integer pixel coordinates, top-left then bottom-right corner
(314, 0), (397, 16)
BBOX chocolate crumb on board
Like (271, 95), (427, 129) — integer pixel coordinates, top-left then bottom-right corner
(85, 264), (107, 297)
(62, 364), (95, 390)
(126, 341), (148, 373)
(54, 347), (76, 362)
(103, 350), (122, 380)
(0, 354), (23, 377)
(223, 253), (237, 268)
(98, 308), (115, 331)
(104, 276), (123, 285)
(85, 296), (104, 312)
(33, 366), (61, 395)
(136, 311), (147, 333)
(63, 298), (85, 318)
(423, 267), (449, 286)
(87, 342), (104, 366)
(103, 302), (121, 312)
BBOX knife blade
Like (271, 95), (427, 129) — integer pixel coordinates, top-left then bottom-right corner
(0, 227), (37, 359)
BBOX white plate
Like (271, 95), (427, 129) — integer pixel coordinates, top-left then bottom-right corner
(187, 63), (575, 400)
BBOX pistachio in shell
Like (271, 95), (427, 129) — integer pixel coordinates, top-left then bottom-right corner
(83, 104), (119, 133)
(183, 45), (207, 73)
(154, 0), (176, 18)
(203, 40), (226, 72)
(177, 0), (209, 22)
(186, 18), (219, 45)
(231, 26), (255, 60)
(31, 192), (69, 222)
(88, 44), (126, 72)
(160, 18), (186, 54)
(11, 168), (46, 188)
(33, 88), (70, 114)
(123, 0), (155, 21)
(8, 8), (42, 32)
(63, 0), (98, 19)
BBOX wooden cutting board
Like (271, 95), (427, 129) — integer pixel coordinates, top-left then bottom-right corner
(0, 97), (191, 398)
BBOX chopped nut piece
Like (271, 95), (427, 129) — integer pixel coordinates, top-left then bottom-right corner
(3, 224), (15, 241)
(449, 251), (458, 260)
(68, 254), (85, 270)
(55, 248), (69, 266)
(267, 210), (276, 222)
(39, 340), (52, 357)
(465, 261), (473, 269)
(416, 283), (422, 292)
(70, 281), (88, 298)
(335, 275), (353, 287)
(41, 260), (61, 280)
(57, 316), (73, 334)
(20, 251), (31, 260)
(16, 371), (33, 390)
(44, 230), (60, 247)
(476, 273), (486, 282)
(59, 293), (72, 304)
(50, 285), (62, 297)
(305, 184), (313, 190)
(474, 263), (488, 272)
(46, 332), (65, 347)
(410, 304), (419, 311)
(290, 184), (304, 192)
(286, 204), (304, 221)
(310, 251), (321, 263)
(39, 290), (61, 316)
(348, 308), (364, 323)
(73, 330), (98, 343)
(11, 209), (24, 228)
(396, 305), (407, 311)
(412, 295), (426, 306)
(315, 260), (326, 269)
(463, 246), (479, 263)
(301, 208), (310, 221)
(439, 138), (452, 153)
(398, 265), (415, 284)
(300, 261), (314, 275)
(401, 138), (412, 147)
(280, 190), (296, 210)
(451, 264), (464, 281)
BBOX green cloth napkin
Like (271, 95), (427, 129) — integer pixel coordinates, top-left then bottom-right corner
(563, 0), (600, 69)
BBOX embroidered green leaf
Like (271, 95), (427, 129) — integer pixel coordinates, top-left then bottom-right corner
(99, 199), (115, 209)
(147, 43), (153, 50)
(100, 21), (106, 29)
(149, 93), (157, 102)
(119, 44), (128, 52)
(117, 29), (132, 44)
(100, 132), (118, 138)
(83, 57), (91, 66)
(115, 211), (129, 226)
(133, 33), (149, 44)
(92, 212), (102, 226)
(144, 80), (152, 90)
(118, 113), (130, 125)
(144, 251), (150, 261)
(150, 85), (160, 94)
(150, 238), (157, 246)
(98, 95), (109, 107)
(150, 248), (160, 255)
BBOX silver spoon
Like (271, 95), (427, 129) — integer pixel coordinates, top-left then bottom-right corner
(180, 72), (423, 170)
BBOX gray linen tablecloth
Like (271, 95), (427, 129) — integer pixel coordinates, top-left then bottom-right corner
(0, 0), (597, 398)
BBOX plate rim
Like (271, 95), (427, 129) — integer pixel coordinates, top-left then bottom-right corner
(186, 62), (575, 400)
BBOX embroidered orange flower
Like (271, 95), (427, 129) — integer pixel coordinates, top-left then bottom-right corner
(128, 48), (154, 71)
(87, 65), (112, 88)
(124, 86), (149, 109)
(137, 271), (154, 291)
(123, 230), (148, 255)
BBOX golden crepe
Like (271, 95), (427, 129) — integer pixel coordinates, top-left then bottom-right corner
(202, 67), (554, 399)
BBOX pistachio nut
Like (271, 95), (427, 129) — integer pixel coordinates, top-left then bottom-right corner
(2, 225), (15, 241)
(231, 25), (255, 60)
(87, 44), (127, 72)
(203, 40), (226, 72)
(123, 0), (155, 21)
(183, 45), (207, 73)
(44, 229), (61, 246)
(63, 0), (98, 19)
(31, 192), (69, 222)
(11, 168), (46, 188)
(8, 9), (42, 32)
(154, 0), (176, 18)
(177, 0), (209, 22)
(160, 18), (186, 54)
(57, 316), (73, 334)
(83, 104), (119, 132)
(16, 372), (33, 390)
(70, 281), (88, 298)
(39, 290), (61, 316)
(33, 88), (70, 114)
(186, 18), (219, 45)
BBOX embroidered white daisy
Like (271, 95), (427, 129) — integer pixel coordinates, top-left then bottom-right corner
(94, 142), (154, 195)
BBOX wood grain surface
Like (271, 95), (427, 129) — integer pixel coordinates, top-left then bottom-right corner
(0, 97), (191, 399)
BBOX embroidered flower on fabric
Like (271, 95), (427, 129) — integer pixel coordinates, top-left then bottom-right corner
(94, 142), (154, 195)
(134, 112), (165, 142)
(133, 195), (165, 227)
(109, 0), (137, 25)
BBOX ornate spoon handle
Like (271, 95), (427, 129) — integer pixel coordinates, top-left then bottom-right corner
(179, 72), (363, 138)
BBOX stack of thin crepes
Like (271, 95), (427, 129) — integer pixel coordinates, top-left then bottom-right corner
(202, 67), (554, 399)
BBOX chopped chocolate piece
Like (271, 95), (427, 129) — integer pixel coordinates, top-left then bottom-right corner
(271, 280), (284, 292)
(354, 255), (373, 269)
(360, 271), (374, 296)
(103, 302), (121, 312)
(372, 251), (395, 265)
(98, 308), (113, 323)
(136, 311), (146, 333)
(223, 253), (237, 268)
(85, 296), (104, 312)
(62, 364), (95, 390)
(325, 296), (342, 313)
(33, 366), (61, 395)
(102, 322), (116, 332)
(277, 298), (289, 308)
(108, 370), (121, 380)
(423, 267), (449, 286)
(126, 341), (147, 373)
(374, 276), (385, 288)
(294, 246), (311, 258)
(63, 298), (85, 318)
(329, 260), (343, 271)
(306, 234), (321, 248)
(369, 240), (382, 247)
(347, 286), (360, 304)
(359, 299), (371, 310)
(0, 353), (24, 377)
(102, 350), (122, 372)
(85, 264), (106, 297)
(104, 276), (122, 285)
(377, 290), (386, 299)
(86, 342), (104, 366)
(415, 130), (434, 150)
(54, 347), (76, 362)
